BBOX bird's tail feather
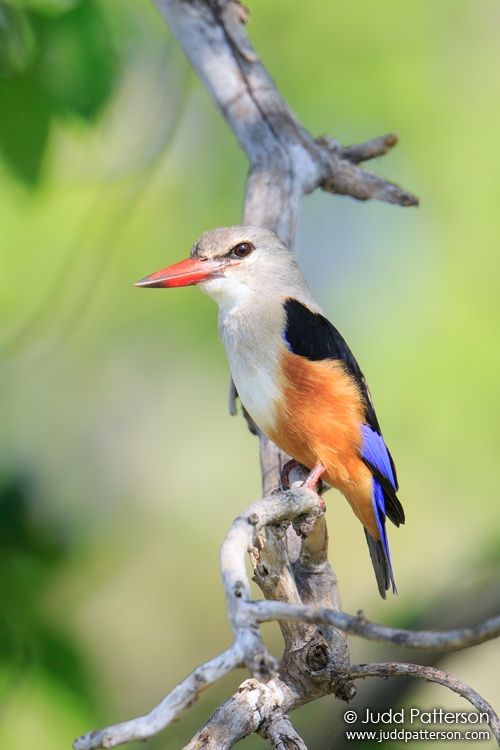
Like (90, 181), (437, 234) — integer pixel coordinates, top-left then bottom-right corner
(365, 477), (397, 598)
(364, 530), (395, 598)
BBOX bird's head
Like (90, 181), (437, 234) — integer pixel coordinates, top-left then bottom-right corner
(135, 226), (298, 308)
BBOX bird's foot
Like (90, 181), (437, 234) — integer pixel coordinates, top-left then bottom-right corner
(281, 460), (325, 504)
(302, 461), (326, 491)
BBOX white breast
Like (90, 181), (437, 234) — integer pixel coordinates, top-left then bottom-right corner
(218, 304), (282, 435)
(198, 263), (309, 436)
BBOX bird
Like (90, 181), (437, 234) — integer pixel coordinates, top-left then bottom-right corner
(135, 226), (405, 597)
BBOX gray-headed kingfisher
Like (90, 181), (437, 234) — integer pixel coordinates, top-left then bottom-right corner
(135, 226), (405, 598)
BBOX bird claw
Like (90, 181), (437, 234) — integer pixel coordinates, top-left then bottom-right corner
(281, 459), (325, 503)
(280, 459), (302, 490)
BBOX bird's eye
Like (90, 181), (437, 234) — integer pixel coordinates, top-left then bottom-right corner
(231, 242), (253, 258)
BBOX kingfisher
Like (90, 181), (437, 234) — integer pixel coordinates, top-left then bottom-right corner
(135, 226), (405, 598)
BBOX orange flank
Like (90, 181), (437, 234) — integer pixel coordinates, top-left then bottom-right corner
(268, 348), (379, 541)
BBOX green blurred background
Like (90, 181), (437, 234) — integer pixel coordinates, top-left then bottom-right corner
(1, 0), (499, 747)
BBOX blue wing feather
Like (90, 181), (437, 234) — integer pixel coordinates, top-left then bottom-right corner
(361, 424), (396, 490)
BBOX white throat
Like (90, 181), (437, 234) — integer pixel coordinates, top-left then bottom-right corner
(201, 277), (284, 435)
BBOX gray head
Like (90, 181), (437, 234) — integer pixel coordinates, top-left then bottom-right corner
(135, 225), (317, 313)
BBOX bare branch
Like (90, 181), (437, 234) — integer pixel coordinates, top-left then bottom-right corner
(74, 506), (500, 750)
(341, 132), (399, 163)
(249, 463), (336, 648)
(248, 601), (500, 652)
(345, 663), (500, 743)
(73, 488), (349, 750)
(184, 678), (307, 750)
(73, 487), (322, 750)
(73, 645), (243, 750)
(220, 486), (322, 680)
(152, 0), (418, 250)
(258, 709), (309, 750)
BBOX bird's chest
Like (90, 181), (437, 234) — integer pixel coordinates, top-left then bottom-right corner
(219, 309), (282, 434)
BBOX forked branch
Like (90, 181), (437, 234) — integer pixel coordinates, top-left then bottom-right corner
(74, 486), (500, 750)
(152, 0), (418, 248)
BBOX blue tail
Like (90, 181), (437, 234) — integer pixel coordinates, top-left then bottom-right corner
(361, 425), (405, 598)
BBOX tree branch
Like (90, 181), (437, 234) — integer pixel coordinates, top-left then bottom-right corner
(184, 679), (308, 750)
(220, 486), (323, 680)
(152, 0), (418, 248)
(184, 660), (500, 749)
(74, 477), (500, 750)
(73, 487), (324, 750)
(247, 601), (500, 652)
(73, 645), (243, 749)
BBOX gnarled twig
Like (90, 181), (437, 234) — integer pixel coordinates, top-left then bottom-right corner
(247, 601), (500, 652)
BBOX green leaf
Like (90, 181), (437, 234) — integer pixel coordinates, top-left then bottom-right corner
(0, 65), (52, 183)
(0, 0), (117, 184)
(34, 0), (117, 121)
(0, 4), (36, 74)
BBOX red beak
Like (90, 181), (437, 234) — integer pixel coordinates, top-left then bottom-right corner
(134, 257), (228, 288)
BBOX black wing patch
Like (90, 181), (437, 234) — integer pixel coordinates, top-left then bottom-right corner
(283, 297), (381, 431)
